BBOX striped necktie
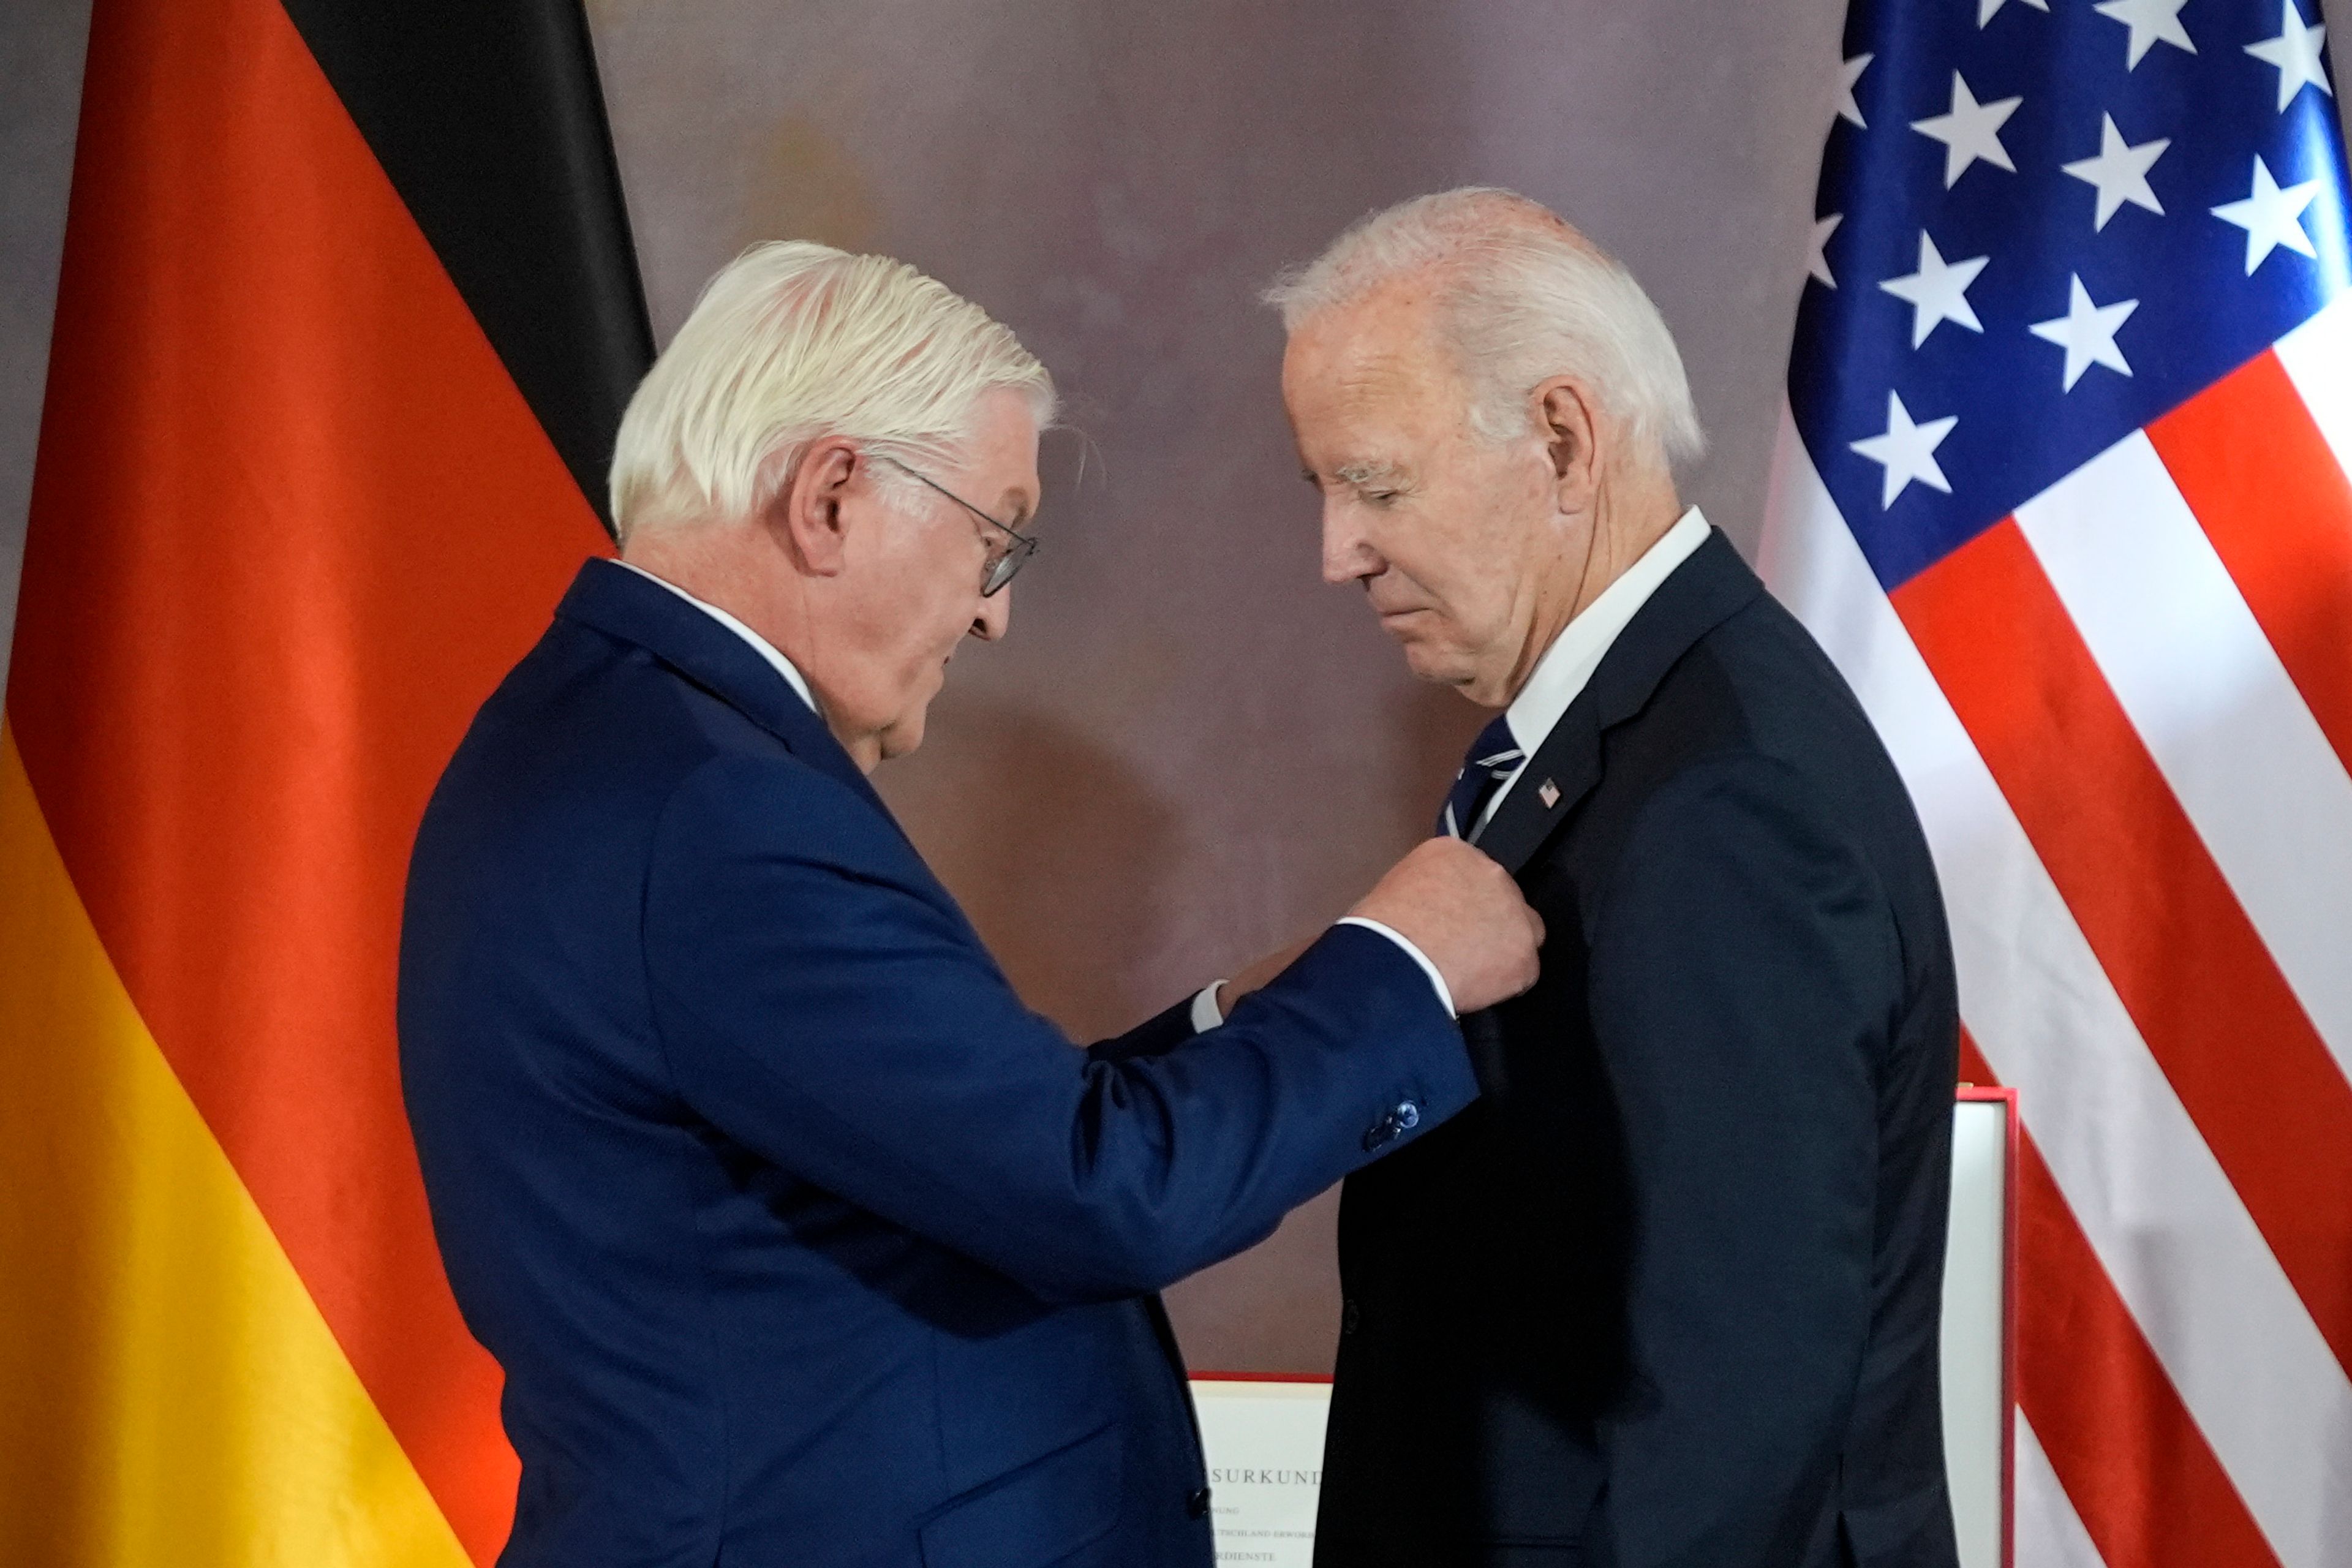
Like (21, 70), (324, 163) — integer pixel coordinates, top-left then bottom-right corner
(1438, 713), (1524, 840)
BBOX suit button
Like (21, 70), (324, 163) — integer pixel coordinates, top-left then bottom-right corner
(1187, 1486), (1212, 1518)
(1395, 1099), (1420, 1131)
(1341, 1297), (1361, 1336)
(1361, 1115), (1396, 1151)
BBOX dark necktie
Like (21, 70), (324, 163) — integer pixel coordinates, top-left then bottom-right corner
(1438, 714), (1524, 840)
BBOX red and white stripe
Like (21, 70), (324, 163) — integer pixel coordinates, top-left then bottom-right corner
(1759, 294), (2352, 1568)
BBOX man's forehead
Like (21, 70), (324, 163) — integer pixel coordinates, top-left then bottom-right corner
(958, 390), (1042, 519)
(1327, 342), (1436, 409)
(1287, 326), (1460, 483)
(1289, 293), (1455, 407)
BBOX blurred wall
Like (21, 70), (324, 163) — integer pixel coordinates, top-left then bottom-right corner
(10, 0), (2348, 1373)
(0, 0), (91, 706)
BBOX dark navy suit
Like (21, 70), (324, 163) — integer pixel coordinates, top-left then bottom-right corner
(399, 559), (1476, 1568)
(1316, 533), (1961, 1567)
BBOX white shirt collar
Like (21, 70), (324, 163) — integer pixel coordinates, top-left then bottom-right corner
(612, 559), (819, 715)
(1474, 507), (1712, 832)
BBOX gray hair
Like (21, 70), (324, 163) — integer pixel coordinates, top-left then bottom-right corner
(610, 241), (1056, 541)
(1264, 187), (1705, 469)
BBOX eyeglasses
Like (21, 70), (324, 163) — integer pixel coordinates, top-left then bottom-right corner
(872, 454), (1039, 598)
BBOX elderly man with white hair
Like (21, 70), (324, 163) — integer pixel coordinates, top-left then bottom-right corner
(397, 241), (1542, 1568)
(1273, 189), (1961, 1567)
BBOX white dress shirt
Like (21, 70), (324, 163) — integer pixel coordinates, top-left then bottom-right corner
(612, 559), (1451, 1032)
(1188, 916), (1457, 1031)
(616, 560), (820, 714)
(1469, 507), (1712, 838)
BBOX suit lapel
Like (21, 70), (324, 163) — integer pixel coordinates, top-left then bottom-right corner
(1471, 530), (1764, 878)
(1472, 703), (1602, 875)
(554, 558), (900, 826)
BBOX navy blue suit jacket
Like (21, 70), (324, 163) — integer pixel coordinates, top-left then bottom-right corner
(1317, 534), (1960, 1567)
(398, 559), (1476, 1568)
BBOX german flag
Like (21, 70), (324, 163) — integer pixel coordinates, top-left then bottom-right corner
(0, 0), (650, 1561)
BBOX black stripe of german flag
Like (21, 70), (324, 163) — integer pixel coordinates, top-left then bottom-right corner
(281, 0), (652, 533)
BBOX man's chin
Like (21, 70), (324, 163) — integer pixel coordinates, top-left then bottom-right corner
(876, 709), (929, 762)
(1395, 636), (1472, 688)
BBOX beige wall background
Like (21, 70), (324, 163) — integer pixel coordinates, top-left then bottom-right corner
(9, 1), (2350, 1374)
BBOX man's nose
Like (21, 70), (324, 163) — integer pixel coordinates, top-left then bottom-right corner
(970, 584), (1011, 642)
(1321, 503), (1382, 586)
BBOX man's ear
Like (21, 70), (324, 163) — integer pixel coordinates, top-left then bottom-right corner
(767, 436), (860, 577)
(1534, 378), (1603, 513)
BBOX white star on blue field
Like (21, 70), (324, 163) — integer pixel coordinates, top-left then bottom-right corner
(1793, 0), (2350, 590)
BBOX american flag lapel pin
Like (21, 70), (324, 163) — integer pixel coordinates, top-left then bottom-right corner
(1537, 778), (1561, 810)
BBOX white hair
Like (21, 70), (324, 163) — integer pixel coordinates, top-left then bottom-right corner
(610, 241), (1056, 541)
(1264, 187), (1705, 469)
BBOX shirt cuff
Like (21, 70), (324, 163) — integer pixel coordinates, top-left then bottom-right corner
(1189, 981), (1226, 1033)
(1334, 916), (1458, 1018)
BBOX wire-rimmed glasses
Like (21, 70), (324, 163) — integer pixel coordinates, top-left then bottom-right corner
(872, 454), (1038, 597)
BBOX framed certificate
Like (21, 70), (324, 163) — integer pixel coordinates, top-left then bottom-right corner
(1186, 1374), (1331, 1567)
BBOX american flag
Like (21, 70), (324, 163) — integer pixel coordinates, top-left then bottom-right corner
(1757, 2), (2352, 1566)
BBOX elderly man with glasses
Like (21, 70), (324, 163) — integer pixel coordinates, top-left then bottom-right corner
(396, 241), (1543, 1568)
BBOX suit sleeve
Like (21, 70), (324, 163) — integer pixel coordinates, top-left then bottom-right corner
(1585, 753), (1899, 1567)
(641, 754), (1477, 1303)
(1085, 999), (1199, 1065)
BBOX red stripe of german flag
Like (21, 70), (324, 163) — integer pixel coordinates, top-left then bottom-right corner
(1, 0), (646, 1559)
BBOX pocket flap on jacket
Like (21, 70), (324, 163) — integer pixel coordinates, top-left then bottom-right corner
(918, 1421), (1124, 1567)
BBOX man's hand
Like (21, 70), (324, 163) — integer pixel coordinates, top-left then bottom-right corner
(1348, 838), (1544, 1014)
